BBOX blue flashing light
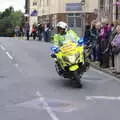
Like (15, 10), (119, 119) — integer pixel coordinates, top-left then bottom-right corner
(78, 37), (84, 45)
(51, 46), (58, 52)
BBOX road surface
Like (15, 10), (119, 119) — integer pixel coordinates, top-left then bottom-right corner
(0, 37), (120, 120)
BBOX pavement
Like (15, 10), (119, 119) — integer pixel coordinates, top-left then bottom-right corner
(90, 61), (120, 79)
(0, 37), (120, 120)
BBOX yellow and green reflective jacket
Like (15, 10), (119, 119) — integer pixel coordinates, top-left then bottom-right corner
(53, 29), (79, 47)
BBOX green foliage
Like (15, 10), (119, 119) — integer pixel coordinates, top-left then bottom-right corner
(0, 6), (24, 37)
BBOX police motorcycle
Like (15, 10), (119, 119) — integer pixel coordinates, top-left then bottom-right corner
(51, 37), (89, 88)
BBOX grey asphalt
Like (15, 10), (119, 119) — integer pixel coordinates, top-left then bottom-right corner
(0, 37), (120, 120)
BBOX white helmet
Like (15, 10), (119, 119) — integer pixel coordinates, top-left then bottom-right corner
(56, 21), (68, 31)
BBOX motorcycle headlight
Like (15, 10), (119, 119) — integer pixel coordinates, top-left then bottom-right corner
(63, 53), (80, 64)
(63, 55), (76, 63)
(67, 55), (76, 64)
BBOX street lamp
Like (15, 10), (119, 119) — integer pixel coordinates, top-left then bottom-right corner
(116, 0), (120, 19)
(81, 0), (85, 36)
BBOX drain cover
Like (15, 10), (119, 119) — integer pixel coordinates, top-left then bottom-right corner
(16, 98), (79, 112)
(43, 99), (77, 112)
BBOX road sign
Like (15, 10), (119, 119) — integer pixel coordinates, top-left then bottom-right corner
(65, 3), (82, 11)
(31, 10), (37, 16)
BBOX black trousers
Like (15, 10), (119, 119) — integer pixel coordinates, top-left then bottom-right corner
(111, 54), (115, 67)
(26, 31), (29, 40)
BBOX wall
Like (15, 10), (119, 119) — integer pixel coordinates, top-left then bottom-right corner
(85, 0), (99, 12)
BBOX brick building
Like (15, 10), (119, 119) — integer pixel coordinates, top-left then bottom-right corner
(98, 0), (120, 22)
(25, 0), (99, 35)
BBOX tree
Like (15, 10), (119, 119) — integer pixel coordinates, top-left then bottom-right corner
(0, 7), (24, 37)
(11, 10), (24, 28)
(1, 6), (14, 18)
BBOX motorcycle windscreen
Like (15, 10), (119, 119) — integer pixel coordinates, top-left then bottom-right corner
(60, 42), (76, 55)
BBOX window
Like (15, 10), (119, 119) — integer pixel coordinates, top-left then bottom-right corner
(75, 13), (80, 16)
(33, 2), (37, 6)
(68, 17), (74, 27)
(75, 17), (81, 27)
(67, 13), (82, 28)
(68, 13), (74, 16)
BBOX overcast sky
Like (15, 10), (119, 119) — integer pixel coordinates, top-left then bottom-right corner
(0, 0), (25, 12)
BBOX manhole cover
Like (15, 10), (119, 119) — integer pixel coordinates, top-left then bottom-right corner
(45, 100), (72, 107)
(43, 99), (76, 111)
(16, 99), (80, 112)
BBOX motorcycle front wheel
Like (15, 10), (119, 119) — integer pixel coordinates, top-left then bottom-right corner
(72, 71), (82, 88)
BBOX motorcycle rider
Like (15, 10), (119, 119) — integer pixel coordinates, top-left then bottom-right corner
(53, 21), (80, 47)
(51, 21), (86, 74)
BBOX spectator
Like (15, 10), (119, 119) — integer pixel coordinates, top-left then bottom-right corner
(32, 24), (37, 40)
(111, 25), (120, 74)
(90, 20), (99, 62)
(44, 23), (52, 42)
(109, 21), (118, 69)
(24, 22), (30, 40)
(99, 18), (111, 68)
(84, 25), (91, 59)
(37, 23), (44, 41)
(20, 26), (23, 34)
(95, 22), (102, 65)
(84, 24), (91, 45)
(14, 26), (20, 37)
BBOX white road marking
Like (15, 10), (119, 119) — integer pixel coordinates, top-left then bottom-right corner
(86, 96), (120, 101)
(15, 63), (19, 67)
(36, 91), (59, 120)
(14, 63), (23, 73)
(5, 52), (14, 60)
(0, 44), (23, 74)
(0, 45), (6, 51)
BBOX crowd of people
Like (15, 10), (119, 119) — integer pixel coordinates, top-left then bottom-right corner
(84, 19), (120, 74)
(14, 22), (53, 42)
(14, 19), (120, 74)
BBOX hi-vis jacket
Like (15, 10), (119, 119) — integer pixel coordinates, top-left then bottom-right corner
(53, 29), (79, 47)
